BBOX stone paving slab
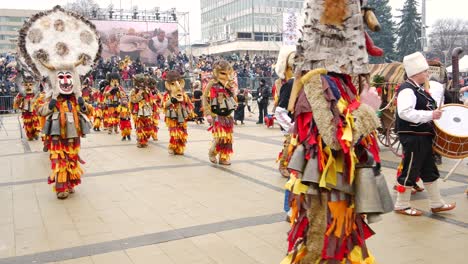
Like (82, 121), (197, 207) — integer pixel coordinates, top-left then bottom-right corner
(0, 114), (467, 264)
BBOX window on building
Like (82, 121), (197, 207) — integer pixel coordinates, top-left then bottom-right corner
(0, 25), (20, 31)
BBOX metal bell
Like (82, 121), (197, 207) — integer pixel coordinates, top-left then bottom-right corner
(375, 173), (394, 214)
(79, 113), (91, 135)
(354, 167), (384, 214)
(50, 112), (61, 136)
(65, 112), (78, 138)
(302, 157), (319, 183)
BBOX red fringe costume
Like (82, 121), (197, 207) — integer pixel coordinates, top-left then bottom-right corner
(151, 92), (162, 141)
(135, 117), (153, 146)
(103, 84), (126, 134)
(280, 1), (391, 263)
(130, 85), (155, 148)
(163, 93), (193, 155)
(18, 5), (100, 199)
(91, 88), (103, 131)
(39, 95), (89, 194)
(14, 93), (41, 140)
(209, 115), (234, 161)
(203, 79), (237, 163)
(93, 107), (103, 130)
(117, 104), (132, 137)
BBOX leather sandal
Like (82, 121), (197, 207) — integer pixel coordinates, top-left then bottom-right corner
(431, 203), (456, 213)
(394, 207), (423, 216)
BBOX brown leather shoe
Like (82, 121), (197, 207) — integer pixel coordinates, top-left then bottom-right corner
(431, 203), (456, 213)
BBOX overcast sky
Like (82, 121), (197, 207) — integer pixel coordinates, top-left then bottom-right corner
(2, 0), (467, 42)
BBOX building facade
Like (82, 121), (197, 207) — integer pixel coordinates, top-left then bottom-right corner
(0, 9), (40, 54)
(199, 0), (302, 56)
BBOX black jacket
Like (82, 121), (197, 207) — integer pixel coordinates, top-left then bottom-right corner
(257, 85), (270, 104)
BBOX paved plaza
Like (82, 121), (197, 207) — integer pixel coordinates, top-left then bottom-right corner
(0, 113), (467, 264)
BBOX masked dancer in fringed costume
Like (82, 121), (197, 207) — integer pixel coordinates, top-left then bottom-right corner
(147, 76), (162, 141)
(14, 73), (41, 141)
(19, 5), (101, 199)
(129, 74), (154, 148)
(163, 70), (194, 155)
(281, 0), (394, 263)
(117, 96), (132, 141)
(202, 60), (237, 165)
(33, 77), (49, 151)
(274, 46), (297, 178)
(103, 70), (126, 134)
(92, 80), (106, 131)
(80, 77), (95, 125)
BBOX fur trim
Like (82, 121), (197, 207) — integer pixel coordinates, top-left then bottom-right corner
(301, 193), (328, 264)
(352, 103), (381, 144)
(320, 0), (348, 27)
(303, 71), (341, 150)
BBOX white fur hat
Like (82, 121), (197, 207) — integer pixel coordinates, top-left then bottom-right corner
(403, 52), (429, 77)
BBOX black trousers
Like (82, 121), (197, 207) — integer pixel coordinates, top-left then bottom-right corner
(258, 102), (268, 123)
(397, 134), (440, 187)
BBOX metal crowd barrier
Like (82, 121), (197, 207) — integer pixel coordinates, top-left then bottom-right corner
(0, 96), (15, 114)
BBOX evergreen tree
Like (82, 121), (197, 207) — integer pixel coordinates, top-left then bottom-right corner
(367, 0), (397, 63)
(395, 0), (422, 61)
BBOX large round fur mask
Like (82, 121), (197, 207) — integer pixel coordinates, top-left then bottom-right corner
(18, 6), (101, 95)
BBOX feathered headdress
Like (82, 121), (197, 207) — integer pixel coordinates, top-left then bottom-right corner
(18, 5), (101, 98)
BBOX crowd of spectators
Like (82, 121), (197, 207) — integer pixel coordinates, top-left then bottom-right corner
(1, 51), (279, 113)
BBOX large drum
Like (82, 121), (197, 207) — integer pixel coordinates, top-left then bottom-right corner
(433, 104), (468, 159)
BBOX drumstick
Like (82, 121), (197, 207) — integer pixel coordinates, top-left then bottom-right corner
(442, 158), (464, 182)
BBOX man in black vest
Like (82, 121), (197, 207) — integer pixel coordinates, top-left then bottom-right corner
(394, 52), (456, 216)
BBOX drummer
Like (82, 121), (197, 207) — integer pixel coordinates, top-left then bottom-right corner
(394, 52), (456, 216)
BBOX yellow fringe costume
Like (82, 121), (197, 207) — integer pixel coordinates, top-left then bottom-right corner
(14, 93), (41, 140)
(202, 78), (236, 163)
(130, 85), (155, 148)
(151, 92), (162, 141)
(163, 93), (193, 155)
(38, 95), (89, 194)
(117, 104), (132, 137)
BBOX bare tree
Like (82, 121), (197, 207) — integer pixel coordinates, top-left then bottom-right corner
(428, 19), (468, 65)
(64, 0), (102, 18)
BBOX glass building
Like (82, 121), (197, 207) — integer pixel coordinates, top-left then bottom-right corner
(199, 0), (303, 56)
(0, 9), (40, 54)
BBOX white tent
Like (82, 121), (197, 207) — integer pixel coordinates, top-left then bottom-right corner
(446, 55), (468, 73)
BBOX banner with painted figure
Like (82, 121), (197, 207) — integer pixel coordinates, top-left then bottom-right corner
(282, 11), (301, 46)
(91, 20), (179, 64)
